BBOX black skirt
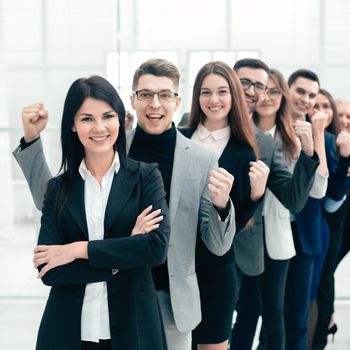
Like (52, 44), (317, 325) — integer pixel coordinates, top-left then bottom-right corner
(192, 261), (240, 344)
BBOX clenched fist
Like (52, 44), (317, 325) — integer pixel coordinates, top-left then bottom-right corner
(208, 168), (234, 209)
(293, 120), (314, 156)
(249, 160), (270, 201)
(22, 102), (48, 142)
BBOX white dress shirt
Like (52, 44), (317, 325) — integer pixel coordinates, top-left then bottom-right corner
(191, 123), (230, 158)
(79, 153), (120, 343)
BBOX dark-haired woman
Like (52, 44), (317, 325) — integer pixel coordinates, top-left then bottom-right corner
(31, 76), (170, 350)
(311, 90), (350, 349)
(181, 61), (267, 350)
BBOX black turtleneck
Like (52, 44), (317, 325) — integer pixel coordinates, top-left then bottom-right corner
(128, 123), (176, 291)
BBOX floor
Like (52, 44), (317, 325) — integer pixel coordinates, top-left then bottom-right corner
(0, 224), (349, 349)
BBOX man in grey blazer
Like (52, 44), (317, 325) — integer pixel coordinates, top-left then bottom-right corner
(13, 59), (235, 350)
(230, 59), (320, 349)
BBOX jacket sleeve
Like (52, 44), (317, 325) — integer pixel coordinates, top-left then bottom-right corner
(38, 179), (118, 286)
(12, 138), (52, 210)
(198, 152), (236, 256)
(232, 151), (260, 233)
(87, 164), (170, 270)
(267, 139), (320, 213)
(327, 155), (350, 200)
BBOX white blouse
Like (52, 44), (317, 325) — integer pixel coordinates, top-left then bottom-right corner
(191, 123), (230, 157)
(78, 153), (120, 343)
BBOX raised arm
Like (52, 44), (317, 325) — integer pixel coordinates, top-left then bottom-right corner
(326, 131), (350, 200)
(12, 103), (52, 210)
(199, 152), (236, 256)
(267, 121), (319, 213)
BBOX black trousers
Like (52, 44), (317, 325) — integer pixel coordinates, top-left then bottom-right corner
(230, 250), (290, 350)
(81, 340), (111, 350)
(284, 223), (315, 350)
(312, 204), (347, 349)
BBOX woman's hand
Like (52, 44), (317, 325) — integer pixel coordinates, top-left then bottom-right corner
(208, 168), (234, 209)
(249, 160), (270, 201)
(33, 241), (88, 279)
(131, 205), (163, 236)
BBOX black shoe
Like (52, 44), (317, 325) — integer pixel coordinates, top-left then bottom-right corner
(327, 323), (338, 342)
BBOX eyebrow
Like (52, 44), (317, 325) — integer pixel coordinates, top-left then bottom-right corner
(201, 86), (229, 90)
(79, 110), (115, 117)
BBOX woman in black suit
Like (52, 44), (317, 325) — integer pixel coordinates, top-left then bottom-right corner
(32, 76), (170, 350)
(181, 61), (267, 350)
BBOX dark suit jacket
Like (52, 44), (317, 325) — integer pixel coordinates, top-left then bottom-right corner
(36, 159), (170, 350)
(233, 128), (319, 276)
(296, 131), (350, 255)
(180, 127), (258, 265)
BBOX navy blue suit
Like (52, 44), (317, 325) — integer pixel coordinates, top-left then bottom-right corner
(285, 131), (350, 350)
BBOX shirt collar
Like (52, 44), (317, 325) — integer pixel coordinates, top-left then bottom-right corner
(79, 152), (120, 181)
(197, 123), (231, 141)
(265, 124), (277, 138)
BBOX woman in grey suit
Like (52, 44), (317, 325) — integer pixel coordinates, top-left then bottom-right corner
(32, 76), (170, 350)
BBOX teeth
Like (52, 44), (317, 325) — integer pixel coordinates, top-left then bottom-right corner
(91, 136), (108, 141)
(296, 103), (307, 109)
(147, 114), (162, 119)
(209, 106), (222, 111)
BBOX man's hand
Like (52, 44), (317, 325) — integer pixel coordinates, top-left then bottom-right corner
(293, 120), (314, 156)
(22, 103), (48, 142)
(336, 131), (350, 158)
(249, 160), (270, 201)
(208, 168), (234, 209)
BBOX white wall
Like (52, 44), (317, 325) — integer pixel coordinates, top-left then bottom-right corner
(1, 0), (350, 222)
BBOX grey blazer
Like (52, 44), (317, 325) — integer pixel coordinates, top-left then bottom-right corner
(13, 130), (235, 333)
(233, 129), (319, 276)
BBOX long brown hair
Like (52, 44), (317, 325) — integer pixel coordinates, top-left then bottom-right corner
(254, 69), (298, 161)
(318, 89), (341, 136)
(187, 61), (258, 157)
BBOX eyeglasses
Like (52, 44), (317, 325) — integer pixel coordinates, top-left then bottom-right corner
(266, 88), (282, 100)
(133, 90), (178, 102)
(239, 78), (267, 94)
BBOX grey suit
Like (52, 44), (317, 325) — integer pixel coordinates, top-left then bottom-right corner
(233, 129), (319, 276)
(13, 129), (235, 334)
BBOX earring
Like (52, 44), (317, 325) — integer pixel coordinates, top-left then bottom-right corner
(72, 127), (76, 132)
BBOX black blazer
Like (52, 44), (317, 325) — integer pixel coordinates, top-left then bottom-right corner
(180, 127), (258, 265)
(36, 159), (170, 350)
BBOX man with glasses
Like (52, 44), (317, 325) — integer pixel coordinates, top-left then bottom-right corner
(229, 59), (320, 350)
(13, 59), (236, 350)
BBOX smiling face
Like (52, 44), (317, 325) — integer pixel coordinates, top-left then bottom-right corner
(73, 97), (119, 160)
(236, 67), (269, 114)
(199, 73), (231, 130)
(289, 77), (319, 120)
(256, 78), (282, 120)
(130, 74), (181, 135)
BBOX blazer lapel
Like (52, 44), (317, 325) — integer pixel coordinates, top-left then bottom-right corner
(169, 131), (191, 223)
(66, 176), (89, 239)
(219, 136), (241, 170)
(104, 161), (139, 235)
